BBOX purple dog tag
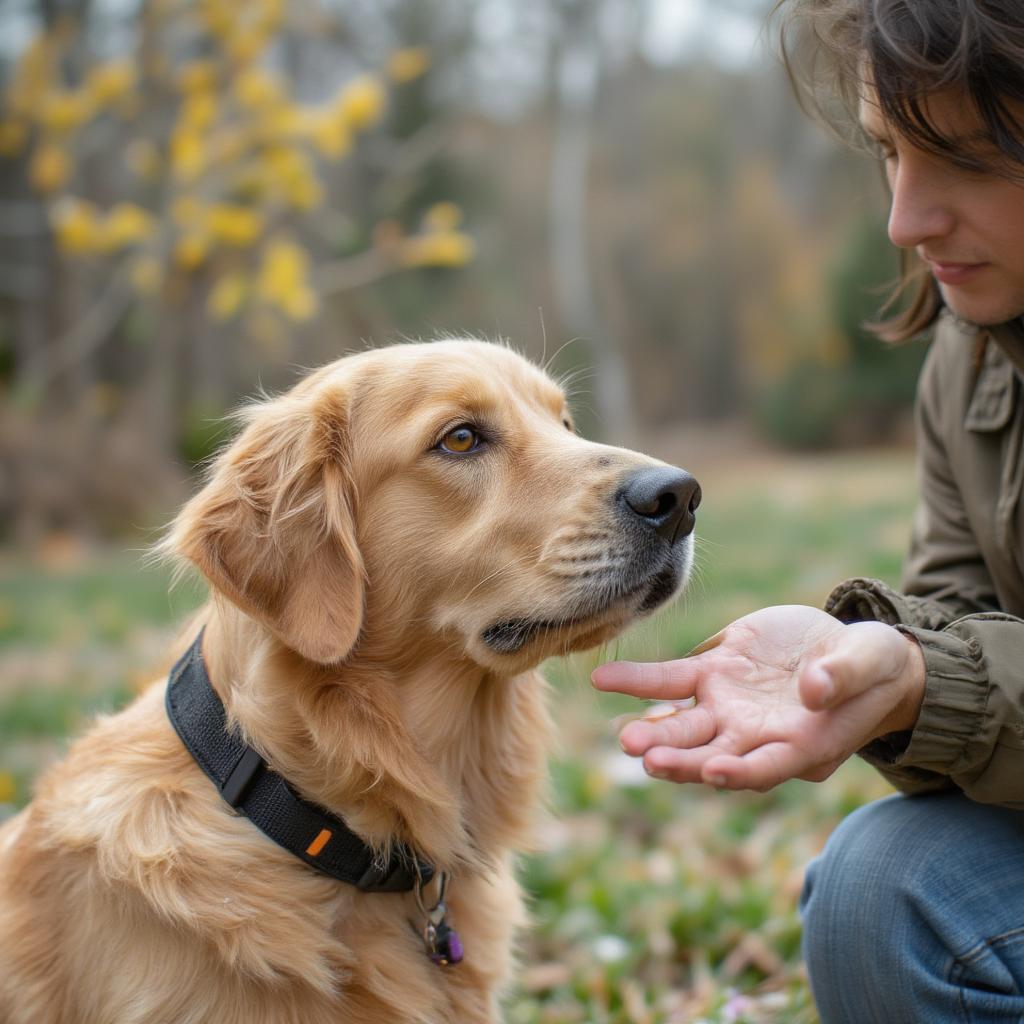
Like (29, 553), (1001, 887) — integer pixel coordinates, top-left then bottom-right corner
(429, 922), (464, 966)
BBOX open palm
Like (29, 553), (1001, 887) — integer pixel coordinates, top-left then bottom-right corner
(592, 605), (923, 791)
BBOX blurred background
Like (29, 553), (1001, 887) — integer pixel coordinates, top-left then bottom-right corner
(0, 1), (925, 1021)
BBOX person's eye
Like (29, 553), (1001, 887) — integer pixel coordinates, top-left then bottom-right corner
(437, 425), (481, 454)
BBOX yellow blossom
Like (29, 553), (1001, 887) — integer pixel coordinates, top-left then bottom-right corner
(401, 231), (475, 268)
(262, 104), (314, 141)
(100, 202), (155, 250)
(52, 197), (101, 253)
(265, 147), (323, 209)
(387, 47), (431, 83)
(29, 142), (70, 193)
(0, 772), (15, 805)
(0, 120), (28, 157)
(208, 204), (264, 246)
(423, 201), (463, 233)
(280, 286), (317, 320)
(180, 91), (217, 131)
(86, 60), (136, 105)
(177, 60), (218, 94)
(174, 232), (210, 270)
(285, 173), (323, 210)
(234, 68), (285, 110)
(258, 0), (284, 32)
(257, 238), (318, 320)
(310, 113), (351, 160)
(199, 0), (233, 40)
(337, 75), (385, 132)
(208, 271), (248, 319)
(40, 90), (93, 133)
(171, 130), (205, 180)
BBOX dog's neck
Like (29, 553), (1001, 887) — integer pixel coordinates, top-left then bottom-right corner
(197, 601), (552, 874)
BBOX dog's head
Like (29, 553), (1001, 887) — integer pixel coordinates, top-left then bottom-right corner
(166, 339), (699, 673)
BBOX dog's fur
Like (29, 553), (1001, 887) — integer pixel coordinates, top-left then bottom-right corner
(0, 340), (693, 1024)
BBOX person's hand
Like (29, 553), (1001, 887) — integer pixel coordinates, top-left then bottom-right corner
(591, 605), (926, 791)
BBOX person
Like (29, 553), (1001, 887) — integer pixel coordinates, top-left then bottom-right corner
(591, 2), (1024, 1021)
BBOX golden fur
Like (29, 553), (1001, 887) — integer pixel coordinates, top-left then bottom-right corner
(0, 340), (693, 1024)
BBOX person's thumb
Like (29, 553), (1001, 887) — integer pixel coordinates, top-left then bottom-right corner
(799, 621), (908, 711)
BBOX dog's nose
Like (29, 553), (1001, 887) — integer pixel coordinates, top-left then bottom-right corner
(621, 467), (701, 543)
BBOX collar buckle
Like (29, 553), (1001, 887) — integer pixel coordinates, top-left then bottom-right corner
(356, 855), (435, 893)
(221, 747), (265, 807)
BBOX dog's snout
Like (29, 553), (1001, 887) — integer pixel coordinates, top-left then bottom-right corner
(621, 467), (701, 542)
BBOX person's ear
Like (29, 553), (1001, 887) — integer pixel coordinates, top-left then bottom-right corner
(163, 386), (364, 664)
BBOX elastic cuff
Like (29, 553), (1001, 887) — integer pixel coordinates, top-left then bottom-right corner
(825, 578), (903, 626)
(861, 626), (987, 775)
(825, 577), (956, 632)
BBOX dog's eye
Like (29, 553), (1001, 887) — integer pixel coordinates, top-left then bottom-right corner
(439, 426), (480, 454)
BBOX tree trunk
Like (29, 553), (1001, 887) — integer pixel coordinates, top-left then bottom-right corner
(548, 2), (635, 443)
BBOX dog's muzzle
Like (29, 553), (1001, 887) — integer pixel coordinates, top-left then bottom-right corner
(480, 465), (700, 655)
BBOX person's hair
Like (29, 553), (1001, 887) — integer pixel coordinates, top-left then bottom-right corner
(776, 0), (1024, 341)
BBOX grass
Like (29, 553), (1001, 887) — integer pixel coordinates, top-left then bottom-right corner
(0, 448), (916, 1023)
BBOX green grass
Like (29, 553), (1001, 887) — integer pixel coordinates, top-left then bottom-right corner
(0, 450), (917, 1023)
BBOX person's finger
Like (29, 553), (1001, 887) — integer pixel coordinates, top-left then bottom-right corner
(641, 734), (737, 783)
(591, 658), (701, 700)
(700, 742), (809, 791)
(619, 706), (716, 757)
(799, 621), (905, 710)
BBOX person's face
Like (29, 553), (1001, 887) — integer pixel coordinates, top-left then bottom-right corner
(859, 87), (1024, 326)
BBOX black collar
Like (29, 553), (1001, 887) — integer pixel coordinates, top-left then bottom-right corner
(165, 631), (434, 893)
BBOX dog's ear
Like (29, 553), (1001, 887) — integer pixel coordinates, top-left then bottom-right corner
(165, 386), (364, 664)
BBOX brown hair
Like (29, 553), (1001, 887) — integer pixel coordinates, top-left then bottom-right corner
(776, 0), (1024, 341)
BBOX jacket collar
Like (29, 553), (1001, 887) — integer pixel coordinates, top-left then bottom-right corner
(989, 317), (1024, 378)
(961, 316), (1024, 433)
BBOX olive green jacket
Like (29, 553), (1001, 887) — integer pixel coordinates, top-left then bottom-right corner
(826, 312), (1024, 808)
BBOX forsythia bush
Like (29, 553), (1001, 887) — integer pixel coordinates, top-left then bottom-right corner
(0, 1), (473, 328)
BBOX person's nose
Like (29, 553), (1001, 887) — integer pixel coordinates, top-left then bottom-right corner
(886, 158), (956, 251)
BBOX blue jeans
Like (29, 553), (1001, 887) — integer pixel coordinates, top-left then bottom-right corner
(801, 791), (1024, 1023)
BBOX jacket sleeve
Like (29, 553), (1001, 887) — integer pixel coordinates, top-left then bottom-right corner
(824, 331), (1024, 809)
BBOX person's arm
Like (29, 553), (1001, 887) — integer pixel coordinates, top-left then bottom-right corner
(825, 324), (1023, 804)
(593, 322), (1024, 807)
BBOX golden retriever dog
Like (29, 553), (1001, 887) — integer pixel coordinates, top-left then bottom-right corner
(0, 339), (700, 1024)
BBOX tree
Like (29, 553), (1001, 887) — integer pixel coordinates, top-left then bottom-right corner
(0, 0), (473, 536)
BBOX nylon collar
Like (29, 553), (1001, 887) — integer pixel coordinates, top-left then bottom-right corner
(165, 631), (434, 893)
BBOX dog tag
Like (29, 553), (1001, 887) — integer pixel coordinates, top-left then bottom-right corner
(423, 901), (464, 966)
(429, 921), (464, 966)
(417, 871), (463, 967)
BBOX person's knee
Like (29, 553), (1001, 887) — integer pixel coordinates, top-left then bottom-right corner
(803, 791), (1024, 940)
(801, 794), (917, 948)
(802, 792), (1024, 1021)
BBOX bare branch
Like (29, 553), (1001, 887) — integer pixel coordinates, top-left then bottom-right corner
(314, 247), (398, 295)
(26, 268), (135, 395)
